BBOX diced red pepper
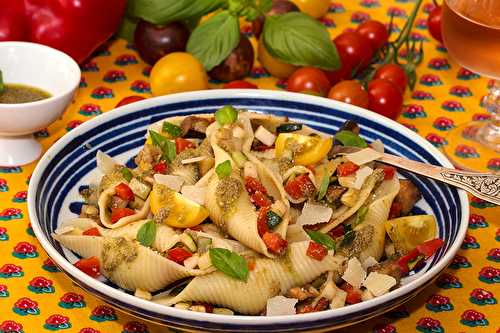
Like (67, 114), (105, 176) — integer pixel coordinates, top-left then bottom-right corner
(389, 201), (402, 219)
(250, 191), (272, 208)
(114, 183), (134, 201)
(328, 224), (345, 239)
(416, 238), (444, 257)
(340, 283), (362, 304)
(223, 80), (258, 89)
(74, 256), (100, 278)
(244, 176), (268, 195)
(314, 297), (330, 311)
(167, 247), (192, 264)
(382, 166), (396, 180)
(262, 232), (288, 255)
(397, 248), (422, 275)
(247, 260), (256, 271)
(257, 206), (270, 237)
(306, 241), (328, 261)
(175, 138), (195, 154)
(336, 162), (359, 177)
(110, 207), (135, 224)
(152, 160), (168, 174)
(284, 174), (316, 201)
(82, 227), (101, 236)
(297, 305), (315, 314)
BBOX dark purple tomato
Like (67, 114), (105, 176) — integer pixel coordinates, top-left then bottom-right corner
(252, 0), (300, 38)
(208, 35), (255, 82)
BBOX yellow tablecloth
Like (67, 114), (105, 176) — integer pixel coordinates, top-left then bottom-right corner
(1, 1), (498, 332)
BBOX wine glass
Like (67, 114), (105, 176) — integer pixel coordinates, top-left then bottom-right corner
(441, 0), (500, 172)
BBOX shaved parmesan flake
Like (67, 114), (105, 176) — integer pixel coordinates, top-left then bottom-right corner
(255, 125), (277, 146)
(181, 156), (207, 164)
(54, 226), (75, 235)
(266, 296), (298, 316)
(297, 202), (333, 225)
(286, 224), (309, 243)
(243, 161), (258, 179)
(353, 166), (373, 189)
(361, 289), (375, 301)
(341, 257), (366, 288)
(154, 174), (184, 192)
(345, 148), (382, 166)
(362, 256), (379, 270)
(330, 287), (347, 309)
(370, 139), (385, 153)
(362, 272), (397, 297)
(96, 150), (117, 175)
(174, 302), (190, 310)
(181, 185), (207, 205)
(338, 176), (356, 188)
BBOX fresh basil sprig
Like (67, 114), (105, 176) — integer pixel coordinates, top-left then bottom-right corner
(149, 130), (176, 163)
(263, 12), (340, 70)
(137, 220), (157, 246)
(209, 248), (249, 281)
(306, 230), (335, 250)
(162, 121), (182, 138)
(317, 174), (330, 200)
(335, 130), (368, 148)
(187, 11), (240, 71)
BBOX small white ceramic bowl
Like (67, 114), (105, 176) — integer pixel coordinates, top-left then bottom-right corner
(0, 42), (81, 166)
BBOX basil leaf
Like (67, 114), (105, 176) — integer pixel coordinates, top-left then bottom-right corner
(187, 11), (240, 71)
(259, 0), (273, 13)
(215, 160), (232, 178)
(121, 168), (133, 182)
(352, 206), (369, 228)
(162, 121), (182, 138)
(137, 220), (157, 246)
(215, 105), (238, 125)
(335, 130), (368, 148)
(263, 12), (340, 70)
(149, 130), (177, 163)
(306, 230), (335, 250)
(317, 174), (330, 200)
(117, 16), (138, 43)
(209, 248), (249, 281)
(128, 0), (224, 25)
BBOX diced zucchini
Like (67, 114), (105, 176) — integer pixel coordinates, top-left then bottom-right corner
(180, 233), (197, 252)
(266, 211), (282, 229)
(231, 151), (247, 168)
(197, 237), (212, 253)
(129, 178), (151, 200)
(129, 196), (145, 210)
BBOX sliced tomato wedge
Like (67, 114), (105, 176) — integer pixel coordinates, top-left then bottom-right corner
(74, 256), (100, 278)
(110, 207), (135, 224)
(250, 191), (272, 208)
(382, 166), (396, 180)
(257, 206), (270, 237)
(82, 227), (101, 236)
(262, 232), (287, 255)
(175, 138), (195, 154)
(114, 183), (134, 201)
(336, 161), (359, 177)
(244, 176), (268, 195)
(152, 160), (168, 174)
(306, 241), (328, 261)
(284, 174), (315, 201)
(416, 238), (444, 257)
(340, 282), (362, 304)
(167, 247), (192, 265)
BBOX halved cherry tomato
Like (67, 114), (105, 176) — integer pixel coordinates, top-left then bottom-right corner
(355, 20), (389, 51)
(116, 95), (146, 107)
(340, 282), (362, 304)
(110, 207), (135, 224)
(306, 241), (328, 261)
(245, 176), (268, 195)
(427, 6), (443, 43)
(328, 80), (369, 108)
(74, 256), (100, 278)
(287, 67), (331, 97)
(382, 166), (396, 180)
(284, 174), (316, 200)
(82, 227), (101, 236)
(328, 224), (345, 239)
(336, 161), (359, 177)
(153, 160), (168, 174)
(262, 232), (288, 255)
(175, 138), (195, 154)
(257, 206), (270, 237)
(333, 32), (373, 72)
(167, 247), (192, 264)
(223, 80), (258, 89)
(374, 64), (408, 94)
(115, 183), (134, 201)
(367, 79), (403, 120)
(251, 191), (272, 208)
(416, 238), (444, 257)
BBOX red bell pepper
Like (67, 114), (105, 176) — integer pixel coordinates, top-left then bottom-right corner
(0, 0), (126, 64)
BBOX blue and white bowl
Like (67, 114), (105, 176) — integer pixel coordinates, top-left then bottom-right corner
(28, 90), (468, 332)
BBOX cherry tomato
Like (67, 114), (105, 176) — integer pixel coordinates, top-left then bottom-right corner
(374, 64), (408, 93)
(110, 207), (135, 224)
(306, 241), (328, 261)
(245, 176), (268, 195)
(152, 160), (168, 174)
(340, 283), (362, 304)
(82, 227), (101, 236)
(324, 45), (353, 85)
(328, 80), (369, 108)
(262, 232), (288, 255)
(287, 67), (331, 97)
(356, 20), (389, 51)
(334, 32), (374, 73)
(175, 138), (195, 154)
(114, 183), (134, 201)
(74, 256), (100, 278)
(223, 80), (258, 89)
(167, 247), (192, 264)
(257, 206), (270, 237)
(427, 6), (443, 43)
(250, 191), (272, 208)
(258, 37), (297, 79)
(367, 79), (403, 120)
(116, 96), (145, 107)
(291, 0), (330, 18)
(337, 161), (359, 177)
(284, 174), (315, 200)
(416, 238), (444, 257)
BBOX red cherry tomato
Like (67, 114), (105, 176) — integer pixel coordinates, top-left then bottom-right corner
(167, 247), (192, 264)
(333, 32), (374, 73)
(306, 241), (328, 261)
(82, 227), (101, 236)
(324, 46), (353, 85)
(336, 161), (360, 177)
(374, 64), (408, 93)
(115, 95), (146, 107)
(284, 174), (315, 201)
(74, 256), (100, 278)
(262, 232), (288, 255)
(367, 79), (403, 120)
(427, 6), (443, 43)
(286, 67), (331, 97)
(355, 20), (389, 51)
(328, 80), (369, 108)
(110, 207), (135, 224)
(175, 138), (195, 154)
(223, 80), (258, 89)
(114, 183), (134, 201)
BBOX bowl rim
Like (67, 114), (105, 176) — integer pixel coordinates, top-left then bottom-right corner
(27, 89), (469, 326)
(0, 41), (81, 108)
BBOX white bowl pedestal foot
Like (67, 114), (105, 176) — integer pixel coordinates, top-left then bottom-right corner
(0, 135), (42, 166)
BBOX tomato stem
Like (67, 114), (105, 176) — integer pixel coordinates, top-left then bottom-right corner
(0, 70), (4, 94)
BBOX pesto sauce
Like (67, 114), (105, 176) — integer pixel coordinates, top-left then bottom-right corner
(0, 84), (51, 104)
(101, 237), (139, 273)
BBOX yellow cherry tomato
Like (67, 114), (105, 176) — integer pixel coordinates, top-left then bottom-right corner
(275, 133), (333, 165)
(291, 0), (330, 18)
(385, 215), (437, 253)
(257, 37), (298, 79)
(150, 183), (209, 228)
(150, 52), (209, 96)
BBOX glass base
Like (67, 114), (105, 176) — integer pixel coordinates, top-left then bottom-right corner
(442, 121), (500, 173)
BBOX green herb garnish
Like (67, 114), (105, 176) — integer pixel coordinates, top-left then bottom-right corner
(306, 230), (335, 250)
(137, 220), (157, 247)
(121, 167), (133, 182)
(209, 248), (249, 281)
(317, 174), (330, 200)
(149, 130), (176, 163)
(340, 224), (355, 247)
(352, 206), (369, 228)
(162, 121), (183, 138)
(335, 130), (368, 148)
(215, 160), (232, 178)
(266, 211), (282, 229)
(215, 105), (238, 125)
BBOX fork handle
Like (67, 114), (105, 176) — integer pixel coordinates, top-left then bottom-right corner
(378, 154), (500, 206)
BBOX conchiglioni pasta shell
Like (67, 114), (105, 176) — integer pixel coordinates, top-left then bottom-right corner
(98, 186), (150, 229)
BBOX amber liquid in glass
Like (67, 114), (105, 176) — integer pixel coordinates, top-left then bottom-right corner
(442, 0), (500, 79)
